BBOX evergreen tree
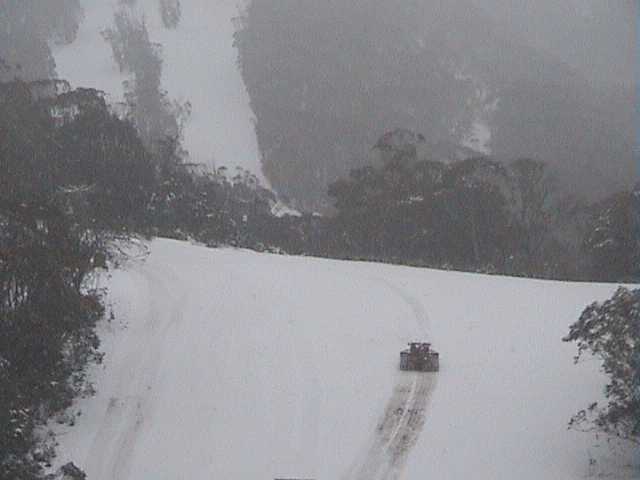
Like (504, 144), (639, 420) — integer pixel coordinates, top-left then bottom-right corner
(584, 189), (640, 281)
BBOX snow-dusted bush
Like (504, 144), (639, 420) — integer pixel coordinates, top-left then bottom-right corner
(564, 287), (640, 444)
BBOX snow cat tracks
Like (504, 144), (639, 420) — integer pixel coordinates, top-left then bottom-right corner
(347, 371), (436, 480)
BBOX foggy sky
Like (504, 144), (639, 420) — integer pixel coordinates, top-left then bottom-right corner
(472, 0), (636, 87)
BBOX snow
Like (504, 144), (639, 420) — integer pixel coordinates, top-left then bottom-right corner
(52, 238), (638, 479)
(52, 1), (127, 106)
(271, 200), (302, 218)
(52, 0), (266, 183)
(461, 119), (491, 154)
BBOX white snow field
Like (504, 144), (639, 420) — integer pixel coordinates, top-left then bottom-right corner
(52, 239), (638, 479)
(53, 0), (266, 182)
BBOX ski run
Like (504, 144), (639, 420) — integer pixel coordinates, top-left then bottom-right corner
(51, 239), (637, 479)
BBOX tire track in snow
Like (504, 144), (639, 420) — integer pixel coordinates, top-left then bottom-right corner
(344, 275), (437, 480)
(375, 277), (431, 338)
(347, 372), (436, 480)
(83, 262), (187, 479)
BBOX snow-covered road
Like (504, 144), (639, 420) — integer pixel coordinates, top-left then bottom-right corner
(52, 239), (635, 479)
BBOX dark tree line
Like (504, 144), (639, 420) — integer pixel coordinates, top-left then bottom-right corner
(319, 130), (638, 281)
(144, 126), (637, 284)
(0, 81), (111, 478)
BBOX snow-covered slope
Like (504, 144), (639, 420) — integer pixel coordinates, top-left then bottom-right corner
(53, 0), (265, 182)
(52, 239), (637, 479)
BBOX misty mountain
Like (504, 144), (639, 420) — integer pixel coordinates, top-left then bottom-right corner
(235, 0), (635, 210)
(1, 0), (634, 213)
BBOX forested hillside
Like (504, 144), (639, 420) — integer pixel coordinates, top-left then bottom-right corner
(234, 0), (635, 211)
